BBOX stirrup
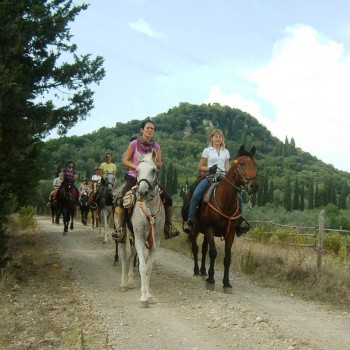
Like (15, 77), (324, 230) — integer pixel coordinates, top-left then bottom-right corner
(91, 202), (97, 209)
(183, 220), (194, 235)
(164, 224), (180, 239)
(111, 227), (124, 242)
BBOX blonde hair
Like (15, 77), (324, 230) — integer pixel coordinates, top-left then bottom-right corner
(209, 129), (225, 149)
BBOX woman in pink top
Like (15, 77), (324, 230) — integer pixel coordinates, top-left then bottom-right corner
(112, 119), (179, 241)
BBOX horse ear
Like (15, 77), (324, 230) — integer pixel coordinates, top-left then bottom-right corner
(238, 145), (245, 156)
(250, 146), (256, 157)
(136, 148), (143, 162)
(151, 148), (157, 161)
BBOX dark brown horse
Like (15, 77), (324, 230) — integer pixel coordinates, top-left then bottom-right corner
(182, 145), (259, 292)
(48, 191), (61, 225)
(79, 190), (90, 225)
(57, 182), (79, 234)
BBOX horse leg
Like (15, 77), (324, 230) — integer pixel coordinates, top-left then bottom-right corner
(134, 240), (149, 307)
(145, 251), (155, 304)
(223, 237), (234, 293)
(102, 208), (108, 243)
(114, 240), (119, 264)
(62, 211), (68, 234)
(200, 235), (208, 276)
(70, 213), (74, 230)
(191, 235), (200, 276)
(205, 237), (217, 287)
(55, 208), (60, 225)
(119, 241), (129, 291)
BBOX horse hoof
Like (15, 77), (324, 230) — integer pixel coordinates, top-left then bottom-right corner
(119, 286), (128, 292)
(223, 287), (233, 294)
(126, 282), (135, 289)
(205, 282), (215, 291)
(63, 232), (68, 235)
(140, 300), (149, 308)
(147, 297), (155, 304)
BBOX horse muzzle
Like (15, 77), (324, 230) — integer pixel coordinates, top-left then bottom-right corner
(247, 179), (259, 194)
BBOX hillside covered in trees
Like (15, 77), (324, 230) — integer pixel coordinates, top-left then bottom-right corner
(40, 103), (350, 212)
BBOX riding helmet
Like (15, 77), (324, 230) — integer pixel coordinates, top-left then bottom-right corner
(67, 160), (74, 165)
(83, 177), (89, 181)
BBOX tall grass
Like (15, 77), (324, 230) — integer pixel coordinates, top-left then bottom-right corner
(166, 217), (350, 310)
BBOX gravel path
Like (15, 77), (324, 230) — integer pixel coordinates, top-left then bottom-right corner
(34, 216), (350, 350)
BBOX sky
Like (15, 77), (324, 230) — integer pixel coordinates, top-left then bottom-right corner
(51, 0), (350, 172)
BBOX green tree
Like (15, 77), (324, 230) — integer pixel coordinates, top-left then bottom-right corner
(283, 177), (292, 212)
(292, 178), (300, 210)
(0, 0), (105, 218)
(300, 183), (305, 211)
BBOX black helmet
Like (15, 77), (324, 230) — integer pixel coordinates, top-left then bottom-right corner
(67, 160), (74, 165)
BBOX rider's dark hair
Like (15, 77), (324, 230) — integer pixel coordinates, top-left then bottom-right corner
(140, 119), (154, 130)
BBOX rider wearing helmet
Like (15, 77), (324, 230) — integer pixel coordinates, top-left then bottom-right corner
(91, 153), (116, 209)
(78, 177), (90, 196)
(91, 166), (102, 184)
(56, 160), (79, 203)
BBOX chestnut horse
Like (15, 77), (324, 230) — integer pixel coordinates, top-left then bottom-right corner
(88, 181), (100, 228)
(182, 145), (259, 293)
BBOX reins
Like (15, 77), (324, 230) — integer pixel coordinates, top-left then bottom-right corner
(138, 187), (163, 249)
(136, 159), (162, 249)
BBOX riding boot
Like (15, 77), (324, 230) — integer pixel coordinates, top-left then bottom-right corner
(111, 207), (125, 241)
(183, 218), (194, 235)
(236, 216), (250, 237)
(164, 205), (180, 239)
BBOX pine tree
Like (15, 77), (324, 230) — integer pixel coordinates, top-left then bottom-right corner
(292, 178), (300, 210)
(283, 177), (292, 212)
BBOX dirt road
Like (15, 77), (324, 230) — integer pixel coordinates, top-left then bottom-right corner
(14, 216), (350, 349)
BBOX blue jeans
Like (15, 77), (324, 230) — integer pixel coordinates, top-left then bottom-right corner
(188, 177), (243, 220)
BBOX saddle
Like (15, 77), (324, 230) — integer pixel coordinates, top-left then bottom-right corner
(203, 183), (218, 203)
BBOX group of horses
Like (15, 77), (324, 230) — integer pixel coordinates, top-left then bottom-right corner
(49, 172), (118, 246)
(49, 145), (259, 307)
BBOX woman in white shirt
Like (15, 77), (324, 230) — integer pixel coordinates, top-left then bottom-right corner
(184, 129), (249, 235)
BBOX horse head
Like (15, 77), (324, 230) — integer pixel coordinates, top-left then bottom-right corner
(136, 149), (159, 200)
(229, 145), (259, 194)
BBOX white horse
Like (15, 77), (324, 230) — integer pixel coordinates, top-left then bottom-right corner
(119, 149), (165, 307)
(97, 171), (115, 243)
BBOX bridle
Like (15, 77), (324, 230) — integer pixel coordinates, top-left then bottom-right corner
(136, 160), (160, 199)
(224, 156), (257, 188)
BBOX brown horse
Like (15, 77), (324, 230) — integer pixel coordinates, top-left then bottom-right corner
(88, 181), (100, 228)
(182, 145), (259, 293)
(57, 182), (79, 234)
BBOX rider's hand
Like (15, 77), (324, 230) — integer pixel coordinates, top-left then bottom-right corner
(208, 164), (218, 174)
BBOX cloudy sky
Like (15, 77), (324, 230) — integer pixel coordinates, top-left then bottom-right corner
(53, 0), (350, 172)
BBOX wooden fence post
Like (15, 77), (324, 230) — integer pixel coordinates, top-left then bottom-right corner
(317, 209), (325, 271)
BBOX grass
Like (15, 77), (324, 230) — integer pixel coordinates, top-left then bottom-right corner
(0, 214), (110, 350)
(164, 218), (350, 311)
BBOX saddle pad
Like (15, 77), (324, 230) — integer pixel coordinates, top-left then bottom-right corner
(203, 183), (218, 203)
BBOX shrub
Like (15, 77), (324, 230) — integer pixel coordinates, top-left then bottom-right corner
(19, 206), (36, 230)
(324, 232), (342, 255)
